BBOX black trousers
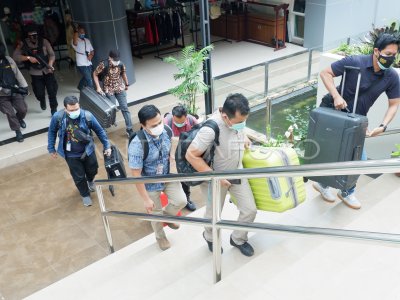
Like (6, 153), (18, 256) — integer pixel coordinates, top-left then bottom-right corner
(65, 153), (98, 197)
(181, 182), (190, 199)
(31, 72), (58, 111)
(0, 94), (27, 131)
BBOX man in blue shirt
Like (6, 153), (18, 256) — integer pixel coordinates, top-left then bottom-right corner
(129, 105), (187, 251)
(48, 96), (111, 207)
(314, 33), (400, 209)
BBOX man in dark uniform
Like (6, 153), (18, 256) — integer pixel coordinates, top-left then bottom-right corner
(13, 25), (58, 115)
(0, 43), (28, 142)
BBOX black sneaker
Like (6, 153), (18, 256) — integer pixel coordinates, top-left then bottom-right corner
(15, 130), (24, 142)
(230, 237), (254, 257)
(19, 119), (26, 128)
(185, 198), (197, 211)
(203, 232), (223, 253)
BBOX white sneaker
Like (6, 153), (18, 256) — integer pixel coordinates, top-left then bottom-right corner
(337, 192), (361, 210)
(312, 182), (336, 203)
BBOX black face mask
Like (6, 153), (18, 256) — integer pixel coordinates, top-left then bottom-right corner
(377, 52), (396, 70)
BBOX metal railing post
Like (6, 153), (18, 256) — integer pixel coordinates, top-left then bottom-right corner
(266, 97), (272, 140)
(307, 49), (313, 81)
(211, 178), (222, 283)
(96, 185), (115, 253)
(264, 62), (269, 96)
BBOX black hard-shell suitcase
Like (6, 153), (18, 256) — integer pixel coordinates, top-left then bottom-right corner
(80, 87), (117, 128)
(304, 66), (368, 190)
(104, 145), (127, 196)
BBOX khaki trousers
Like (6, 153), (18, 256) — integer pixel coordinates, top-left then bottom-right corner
(201, 179), (257, 245)
(147, 182), (187, 239)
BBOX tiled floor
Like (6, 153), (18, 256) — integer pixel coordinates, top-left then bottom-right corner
(0, 125), (206, 300)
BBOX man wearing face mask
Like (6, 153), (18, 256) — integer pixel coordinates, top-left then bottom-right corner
(314, 33), (400, 210)
(163, 105), (198, 211)
(48, 96), (112, 207)
(93, 49), (133, 137)
(13, 25), (58, 115)
(128, 105), (187, 251)
(0, 43), (29, 142)
(186, 93), (257, 257)
(72, 25), (94, 90)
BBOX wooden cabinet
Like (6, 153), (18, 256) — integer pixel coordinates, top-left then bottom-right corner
(246, 14), (285, 46)
(210, 14), (245, 41)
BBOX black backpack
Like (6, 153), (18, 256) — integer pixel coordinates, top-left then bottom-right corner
(98, 59), (124, 82)
(128, 125), (173, 161)
(175, 119), (219, 186)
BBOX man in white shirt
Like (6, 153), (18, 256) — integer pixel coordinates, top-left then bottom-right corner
(72, 25), (94, 91)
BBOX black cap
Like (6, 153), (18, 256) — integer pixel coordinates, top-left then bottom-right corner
(109, 49), (120, 61)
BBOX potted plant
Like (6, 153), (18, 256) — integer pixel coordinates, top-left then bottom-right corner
(164, 44), (213, 117)
(391, 144), (400, 177)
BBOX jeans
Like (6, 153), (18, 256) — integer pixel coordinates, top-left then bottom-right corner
(106, 91), (132, 130)
(65, 153), (98, 197)
(320, 148), (367, 196)
(77, 65), (94, 90)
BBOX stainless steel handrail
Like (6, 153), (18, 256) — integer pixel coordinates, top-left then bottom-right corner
(95, 158), (400, 284)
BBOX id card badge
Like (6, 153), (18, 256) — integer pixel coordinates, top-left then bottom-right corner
(66, 141), (71, 152)
(156, 163), (164, 175)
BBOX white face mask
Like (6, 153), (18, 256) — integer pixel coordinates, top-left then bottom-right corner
(149, 123), (164, 137)
(111, 60), (120, 66)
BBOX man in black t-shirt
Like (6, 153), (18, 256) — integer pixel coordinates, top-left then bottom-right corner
(314, 33), (400, 210)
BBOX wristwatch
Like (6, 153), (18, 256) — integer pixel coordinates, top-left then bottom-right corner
(379, 123), (387, 132)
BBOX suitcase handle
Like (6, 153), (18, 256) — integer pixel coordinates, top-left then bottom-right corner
(342, 66), (361, 115)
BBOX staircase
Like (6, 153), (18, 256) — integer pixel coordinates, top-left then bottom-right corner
(25, 174), (400, 300)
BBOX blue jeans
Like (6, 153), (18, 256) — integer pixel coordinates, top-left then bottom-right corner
(320, 149), (367, 196)
(106, 91), (132, 130)
(77, 65), (94, 90)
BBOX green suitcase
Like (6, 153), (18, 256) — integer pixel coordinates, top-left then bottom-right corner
(239, 146), (306, 212)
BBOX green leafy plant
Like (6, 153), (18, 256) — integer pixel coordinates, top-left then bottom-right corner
(164, 44), (213, 115)
(285, 105), (315, 142)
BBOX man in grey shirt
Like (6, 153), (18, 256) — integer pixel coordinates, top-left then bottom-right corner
(0, 43), (29, 142)
(13, 25), (58, 115)
(186, 93), (257, 257)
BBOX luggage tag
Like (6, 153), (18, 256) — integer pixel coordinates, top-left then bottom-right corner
(66, 141), (71, 151)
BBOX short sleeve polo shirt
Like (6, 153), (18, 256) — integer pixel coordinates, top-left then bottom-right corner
(331, 54), (400, 116)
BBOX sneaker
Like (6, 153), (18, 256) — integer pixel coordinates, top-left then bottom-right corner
(203, 232), (223, 253)
(185, 198), (197, 211)
(19, 119), (26, 129)
(156, 237), (171, 250)
(166, 223), (180, 230)
(337, 192), (361, 210)
(230, 237), (254, 257)
(88, 181), (95, 192)
(82, 196), (93, 207)
(126, 128), (134, 138)
(312, 182), (336, 203)
(15, 130), (24, 142)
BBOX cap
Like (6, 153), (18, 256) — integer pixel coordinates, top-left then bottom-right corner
(109, 49), (120, 61)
